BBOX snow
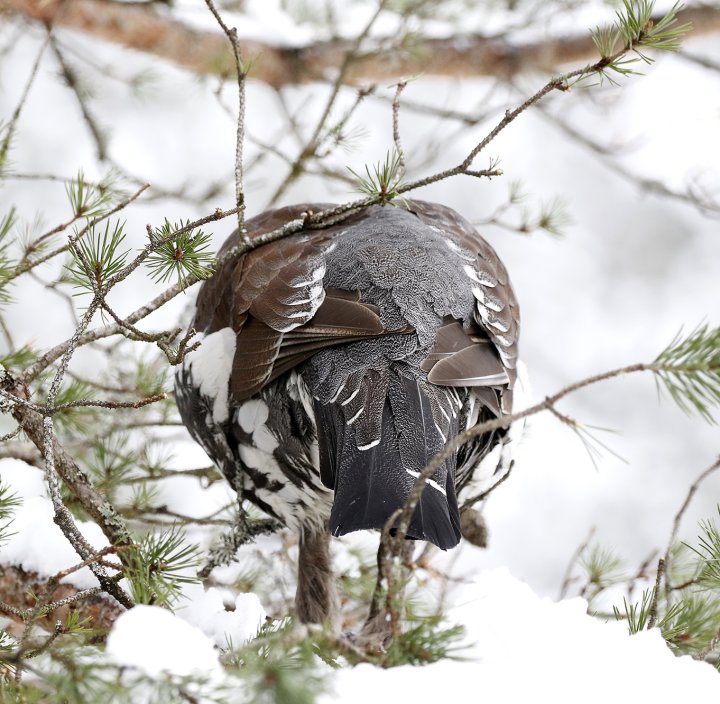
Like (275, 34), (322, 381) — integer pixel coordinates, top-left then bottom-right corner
(0, 460), (113, 589)
(106, 604), (221, 678)
(175, 584), (266, 648)
(322, 569), (720, 703)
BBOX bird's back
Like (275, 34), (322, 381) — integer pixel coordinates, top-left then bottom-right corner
(175, 201), (519, 549)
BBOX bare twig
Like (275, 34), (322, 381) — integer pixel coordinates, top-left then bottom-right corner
(0, 27), (50, 164)
(49, 33), (108, 161)
(391, 80), (408, 176)
(664, 455), (720, 597)
(460, 458), (514, 511)
(203, 0), (247, 238)
(53, 393), (167, 411)
(267, 0), (391, 206)
(18, 205), (239, 384)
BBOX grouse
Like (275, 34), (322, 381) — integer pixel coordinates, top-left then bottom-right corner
(174, 200), (520, 624)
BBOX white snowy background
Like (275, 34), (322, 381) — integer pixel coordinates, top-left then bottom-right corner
(1, 0), (720, 700)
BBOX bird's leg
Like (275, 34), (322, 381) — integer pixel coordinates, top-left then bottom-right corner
(295, 524), (340, 628)
(357, 538), (415, 651)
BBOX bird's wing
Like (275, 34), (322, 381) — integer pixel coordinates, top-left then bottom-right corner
(191, 204), (415, 404)
(406, 199), (520, 412)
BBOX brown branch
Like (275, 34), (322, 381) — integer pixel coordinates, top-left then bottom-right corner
(6, 0), (719, 87)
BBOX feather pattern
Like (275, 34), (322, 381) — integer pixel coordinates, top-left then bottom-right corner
(175, 201), (519, 549)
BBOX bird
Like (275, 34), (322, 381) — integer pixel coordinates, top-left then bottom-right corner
(174, 200), (519, 626)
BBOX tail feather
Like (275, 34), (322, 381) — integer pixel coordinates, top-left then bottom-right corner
(315, 372), (461, 550)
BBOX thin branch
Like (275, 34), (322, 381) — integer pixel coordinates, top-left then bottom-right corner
(663, 455), (720, 597)
(534, 102), (720, 215)
(53, 393), (167, 411)
(394, 363), (648, 550)
(460, 457), (515, 511)
(266, 0), (391, 207)
(49, 33), (108, 161)
(1, 371), (134, 608)
(0, 27), (50, 165)
(203, 0), (247, 237)
(391, 80), (407, 177)
(18, 204), (239, 384)
(8, 184), (150, 283)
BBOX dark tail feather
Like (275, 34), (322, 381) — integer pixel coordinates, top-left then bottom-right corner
(314, 374), (461, 550)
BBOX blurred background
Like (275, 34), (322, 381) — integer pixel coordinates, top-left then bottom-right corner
(1, 0), (719, 601)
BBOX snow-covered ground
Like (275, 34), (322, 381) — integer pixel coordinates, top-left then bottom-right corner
(1, 0), (720, 698)
(4, 458), (720, 699)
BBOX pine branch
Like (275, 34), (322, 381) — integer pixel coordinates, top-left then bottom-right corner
(124, 524), (200, 607)
(653, 324), (720, 423)
(144, 220), (216, 290)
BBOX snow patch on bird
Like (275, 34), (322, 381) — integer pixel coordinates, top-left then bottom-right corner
(183, 328), (236, 423)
